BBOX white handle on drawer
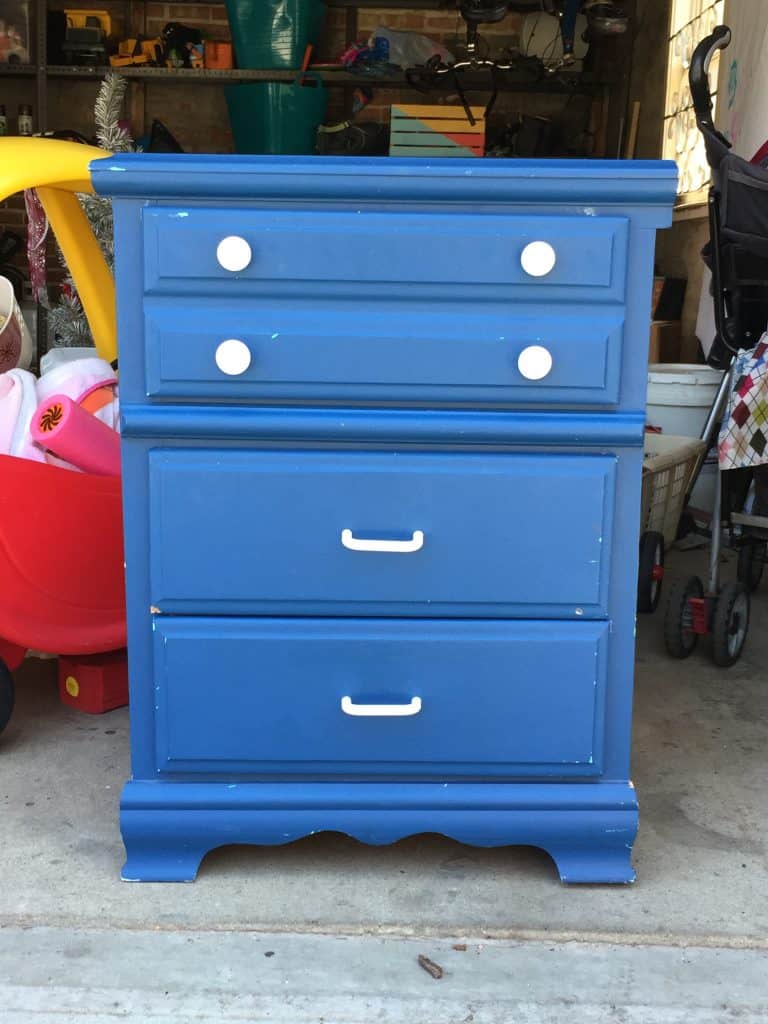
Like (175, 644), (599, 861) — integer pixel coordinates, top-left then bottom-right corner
(518, 345), (553, 381)
(216, 235), (252, 272)
(520, 240), (556, 277)
(341, 529), (424, 553)
(341, 696), (422, 717)
(215, 338), (252, 376)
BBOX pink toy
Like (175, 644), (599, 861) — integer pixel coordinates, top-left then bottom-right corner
(30, 393), (121, 477)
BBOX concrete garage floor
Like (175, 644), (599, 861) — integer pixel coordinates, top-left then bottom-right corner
(0, 547), (766, 1021)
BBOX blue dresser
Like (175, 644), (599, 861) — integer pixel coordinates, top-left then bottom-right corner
(94, 155), (677, 884)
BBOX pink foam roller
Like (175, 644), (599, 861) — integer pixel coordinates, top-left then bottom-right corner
(31, 393), (121, 477)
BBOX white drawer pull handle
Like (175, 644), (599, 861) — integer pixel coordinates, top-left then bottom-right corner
(216, 235), (252, 272)
(518, 345), (553, 381)
(520, 240), (556, 277)
(215, 339), (252, 376)
(341, 696), (422, 717)
(341, 529), (424, 553)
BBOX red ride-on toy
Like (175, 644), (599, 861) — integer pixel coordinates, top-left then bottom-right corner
(0, 454), (126, 737)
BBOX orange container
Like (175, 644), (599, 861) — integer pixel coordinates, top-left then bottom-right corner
(204, 41), (234, 70)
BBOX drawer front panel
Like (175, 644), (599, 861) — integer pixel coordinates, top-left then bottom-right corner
(144, 300), (625, 406)
(149, 448), (615, 617)
(143, 207), (628, 302)
(154, 617), (608, 776)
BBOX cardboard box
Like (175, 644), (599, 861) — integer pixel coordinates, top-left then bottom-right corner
(649, 320), (682, 364)
(0, 2), (30, 64)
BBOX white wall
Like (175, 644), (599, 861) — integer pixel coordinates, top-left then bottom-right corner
(717, 0), (768, 159)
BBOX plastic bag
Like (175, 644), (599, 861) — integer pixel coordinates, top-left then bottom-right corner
(368, 27), (453, 68)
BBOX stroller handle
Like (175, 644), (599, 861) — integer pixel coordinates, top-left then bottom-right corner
(0, 138), (116, 364)
(690, 25), (731, 128)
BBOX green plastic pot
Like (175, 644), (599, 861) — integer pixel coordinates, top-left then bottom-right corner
(225, 0), (326, 69)
(225, 75), (329, 155)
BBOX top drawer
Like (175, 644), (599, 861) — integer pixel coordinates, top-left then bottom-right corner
(142, 207), (629, 303)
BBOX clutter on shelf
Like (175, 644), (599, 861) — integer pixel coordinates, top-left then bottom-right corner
(110, 22), (206, 70)
(0, 2), (31, 65)
(204, 41), (234, 70)
(316, 118), (389, 157)
(340, 27), (453, 74)
(61, 8), (111, 66)
(46, 9), (230, 70)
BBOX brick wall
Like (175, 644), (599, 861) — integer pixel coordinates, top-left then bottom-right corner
(143, 2), (231, 39)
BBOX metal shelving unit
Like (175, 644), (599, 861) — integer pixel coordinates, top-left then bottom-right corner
(22, 63), (592, 91)
(4, 0), (601, 132)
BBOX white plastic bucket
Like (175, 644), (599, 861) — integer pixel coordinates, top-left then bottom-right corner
(646, 363), (724, 435)
(646, 363), (725, 514)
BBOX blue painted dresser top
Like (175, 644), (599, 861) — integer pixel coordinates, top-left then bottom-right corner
(94, 155), (677, 415)
(92, 154), (677, 208)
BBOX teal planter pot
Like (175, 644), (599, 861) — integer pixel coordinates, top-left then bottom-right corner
(226, 77), (328, 154)
(225, 0), (326, 69)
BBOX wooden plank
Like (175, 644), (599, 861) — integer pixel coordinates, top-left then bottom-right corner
(391, 132), (485, 149)
(624, 99), (640, 159)
(392, 119), (485, 133)
(392, 104), (486, 119)
(389, 145), (483, 157)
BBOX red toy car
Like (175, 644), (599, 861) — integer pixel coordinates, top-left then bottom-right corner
(0, 454), (126, 735)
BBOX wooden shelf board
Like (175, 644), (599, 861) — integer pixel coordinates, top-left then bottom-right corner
(42, 64), (598, 93)
(0, 65), (36, 77)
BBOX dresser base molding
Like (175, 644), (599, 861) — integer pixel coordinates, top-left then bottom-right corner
(120, 780), (638, 885)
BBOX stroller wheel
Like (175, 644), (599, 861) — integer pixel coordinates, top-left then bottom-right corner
(0, 658), (15, 738)
(737, 538), (765, 593)
(637, 531), (665, 613)
(663, 575), (703, 659)
(711, 582), (750, 667)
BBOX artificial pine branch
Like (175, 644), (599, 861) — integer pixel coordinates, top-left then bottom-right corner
(49, 74), (135, 346)
(94, 72), (134, 153)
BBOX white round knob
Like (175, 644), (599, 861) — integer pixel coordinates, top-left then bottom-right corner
(518, 345), (553, 381)
(215, 339), (252, 376)
(216, 235), (252, 273)
(520, 240), (556, 277)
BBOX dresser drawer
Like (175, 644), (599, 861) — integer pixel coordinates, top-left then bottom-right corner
(144, 299), (625, 407)
(142, 206), (628, 303)
(149, 448), (615, 617)
(153, 617), (608, 776)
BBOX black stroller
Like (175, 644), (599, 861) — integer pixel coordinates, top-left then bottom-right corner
(663, 24), (768, 667)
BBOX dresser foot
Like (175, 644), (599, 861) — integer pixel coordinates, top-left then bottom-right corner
(121, 845), (205, 882)
(544, 843), (636, 885)
(120, 800), (207, 881)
